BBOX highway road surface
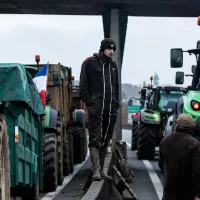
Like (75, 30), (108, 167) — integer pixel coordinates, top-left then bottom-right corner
(13, 129), (163, 200)
(123, 129), (163, 200)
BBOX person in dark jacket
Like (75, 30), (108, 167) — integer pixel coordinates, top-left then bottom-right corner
(159, 113), (200, 200)
(79, 38), (120, 181)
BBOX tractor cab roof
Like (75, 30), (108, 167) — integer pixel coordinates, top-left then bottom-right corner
(153, 84), (185, 91)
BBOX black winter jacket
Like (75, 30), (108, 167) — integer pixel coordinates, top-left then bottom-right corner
(79, 52), (120, 111)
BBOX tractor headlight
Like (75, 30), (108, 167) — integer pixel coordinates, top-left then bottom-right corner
(191, 100), (200, 111)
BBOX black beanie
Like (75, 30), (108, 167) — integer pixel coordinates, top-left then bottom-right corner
(100, 38), (116, 52)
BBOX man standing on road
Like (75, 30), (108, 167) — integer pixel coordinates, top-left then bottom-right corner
(79, 38), (120, 181)
(159, 113), (200, 200)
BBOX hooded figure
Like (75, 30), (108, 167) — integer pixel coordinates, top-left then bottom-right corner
(159, 113), (200, 200)
(79, 38), (120, 181)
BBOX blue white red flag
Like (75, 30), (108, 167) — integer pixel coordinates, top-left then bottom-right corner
(32, 64), (48, 108)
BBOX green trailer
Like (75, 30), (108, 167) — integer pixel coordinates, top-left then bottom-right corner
(0, 63), (45, 200)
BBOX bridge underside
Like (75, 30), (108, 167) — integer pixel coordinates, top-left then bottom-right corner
(0, 1), (199, 17)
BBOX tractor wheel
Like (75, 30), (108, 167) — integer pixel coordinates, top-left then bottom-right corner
(79, 118), (87, 162)
(22, 167), (39, 200)
(0, 114), (11, 200)
(56, 117), (64, 185)
(82, 128), (88, 161)
(72, 126), (83, 164)
(63, 129), (70, 176)
(137, 122), (157, 160)
(43, 133), (58, 192)
(131, 122), (139, 151)
(66, 126), (74, 173)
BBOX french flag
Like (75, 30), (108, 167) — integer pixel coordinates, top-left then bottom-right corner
(33, 64), (48, 108)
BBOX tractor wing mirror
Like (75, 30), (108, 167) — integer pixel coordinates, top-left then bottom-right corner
(170, 48), (183, 68)
(191, 65), (196, 74)
(197, 40), (200, 49)
(141, 89), (146, 99)
(175, 71), (184, 84)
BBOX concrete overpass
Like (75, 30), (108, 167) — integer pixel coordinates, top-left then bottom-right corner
(1, 0), (199, 139)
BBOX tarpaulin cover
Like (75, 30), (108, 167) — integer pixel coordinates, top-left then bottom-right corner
(0, 63), (45, 115)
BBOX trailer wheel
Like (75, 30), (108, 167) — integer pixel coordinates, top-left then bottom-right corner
(66, 126), (74, 173)
(56, 117), (64, 185)
(71, 126), (83, 164)
(82, 128), (88, 161)
(137, 122), (157, 160)
(81, 119), (88, 161)
(22, 167), (39, 200)
(63, 130), (70, 176)
(43, 133), (58, 192)
(131, 122), (139, 151)
(0, 114), (10, 200)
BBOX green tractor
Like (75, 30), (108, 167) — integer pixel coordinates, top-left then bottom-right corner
(170, 44), (200, 141)
(136, 85), (185, 160)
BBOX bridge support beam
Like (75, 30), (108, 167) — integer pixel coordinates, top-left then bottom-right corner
(102, 9), (128, 141)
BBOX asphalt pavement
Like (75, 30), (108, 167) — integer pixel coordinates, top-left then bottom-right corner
(123, 129), (163, 200)
(13, 129), (164, 200)
(50, 129), (164, 200)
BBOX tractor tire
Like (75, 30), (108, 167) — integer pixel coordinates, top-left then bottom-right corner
(0, 114), (11, 200)
(66, 126), (74, 173)
(43, 133), (58, 192)
(137, 122), (157, 160)
(131, 122), (139, 151)
(82, 128), (88, 161)
(79, 118), (87, 162)
(63, 130), (70, 176)
(71, 126), (83, 164)
(22, 167), (39, 200)
(68, 130), (74, 173)
(56, 117), (64, 186)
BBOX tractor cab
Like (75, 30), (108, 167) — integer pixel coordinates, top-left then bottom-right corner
(146, 85), (184, 125)
(156, 86), (184, 115)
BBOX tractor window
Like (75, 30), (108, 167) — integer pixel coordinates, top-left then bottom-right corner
(158, 90), (183, 112)
(132, 99), (140, 105)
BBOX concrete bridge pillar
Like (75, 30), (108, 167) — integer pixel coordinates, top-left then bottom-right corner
(102, 9), (128, 141)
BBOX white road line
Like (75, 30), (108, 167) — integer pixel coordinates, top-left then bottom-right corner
(126, 142), (131, 147)
(126, 142), (163, 200)
(143, 160), (163, 200)
(41, 150), (90, 200)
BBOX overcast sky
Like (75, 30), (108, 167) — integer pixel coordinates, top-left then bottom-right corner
(0, 14), (199, 86)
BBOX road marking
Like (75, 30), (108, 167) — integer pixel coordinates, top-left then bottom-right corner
(41, 150), (90, 200)
(126, 142), (131, 147)
(126, 142), (163, 200)
(143, 160), (163, 200)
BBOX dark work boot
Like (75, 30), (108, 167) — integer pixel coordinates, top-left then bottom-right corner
(99, 147), (113, 181)
(89, 147), (101, 181)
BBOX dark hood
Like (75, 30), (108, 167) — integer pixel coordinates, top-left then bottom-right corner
(93, 51), (112, 63)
